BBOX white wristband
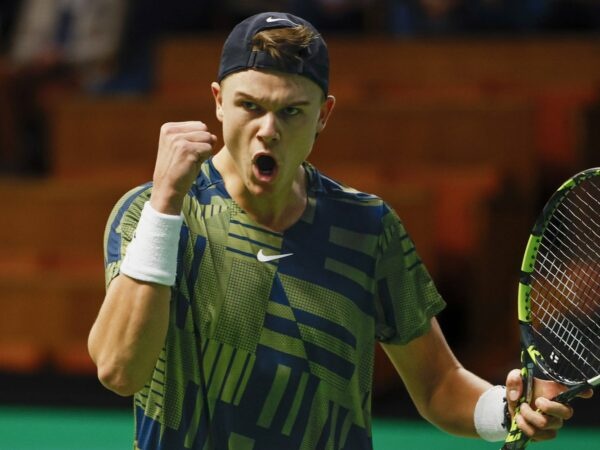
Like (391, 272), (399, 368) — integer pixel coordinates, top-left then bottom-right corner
(474, 385), (509, 442)
(120, 201), (183, 286)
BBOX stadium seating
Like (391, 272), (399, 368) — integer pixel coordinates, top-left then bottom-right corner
(2, 36), (599, 390)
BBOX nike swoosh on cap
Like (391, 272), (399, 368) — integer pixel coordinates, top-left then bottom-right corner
(266, 16), (297, 25)
(257, 249), (293, 262)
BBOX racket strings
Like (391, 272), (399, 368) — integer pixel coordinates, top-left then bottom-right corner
(537, 221), (600, 321)
(530, 177), (600, 383)
(534, 302), (600, 376)
(533, 248), (600, 340)
(532, 285), (600, 383)
(556, 188), (600, 261)
(537, 179), (600, 302)
(551, 186), (600, 261)
(536, 207), (600, 327)
(533, 290), (600, 379)
(536, 242), (600, 313)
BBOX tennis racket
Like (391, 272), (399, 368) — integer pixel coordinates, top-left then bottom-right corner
(501, 167), (600, 450)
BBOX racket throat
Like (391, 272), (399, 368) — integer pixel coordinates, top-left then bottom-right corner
(589, 374), (600, 387)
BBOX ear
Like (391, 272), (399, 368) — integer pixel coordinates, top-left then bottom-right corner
(211, 81), (223, 122)
(317, 95), (336, 133)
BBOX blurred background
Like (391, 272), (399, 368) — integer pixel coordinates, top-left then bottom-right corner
(0, 0), (599, 445)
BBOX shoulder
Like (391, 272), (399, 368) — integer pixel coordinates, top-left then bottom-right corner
(308, 163), (385, 203)
(306, 163), (396, 227)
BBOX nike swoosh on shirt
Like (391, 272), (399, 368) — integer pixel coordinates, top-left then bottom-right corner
(257, 249), (294, 262)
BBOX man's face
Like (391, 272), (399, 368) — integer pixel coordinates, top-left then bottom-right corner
(212, 69), (334, 197)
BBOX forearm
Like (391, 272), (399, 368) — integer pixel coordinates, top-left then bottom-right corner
(424, 366), (492, 437)
(381, 319), (493, 438)
(88, 274), (170, 396)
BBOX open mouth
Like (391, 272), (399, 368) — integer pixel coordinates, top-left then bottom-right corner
(255, 155), (277, 177)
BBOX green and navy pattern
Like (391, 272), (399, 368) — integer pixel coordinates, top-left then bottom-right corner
(104, 159), (445, 450)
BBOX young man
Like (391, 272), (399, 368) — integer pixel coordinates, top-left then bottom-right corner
(88, 12), (580, 450)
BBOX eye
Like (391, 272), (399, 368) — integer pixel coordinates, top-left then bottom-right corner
(242, 101), (260, 112)
(281, 106), (300, 117)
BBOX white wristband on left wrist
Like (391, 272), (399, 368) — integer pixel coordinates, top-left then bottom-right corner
(120, 201), (184, 286)
(474, 385), (509, 442)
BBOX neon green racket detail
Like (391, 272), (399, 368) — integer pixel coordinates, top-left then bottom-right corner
(502, 168), (600, 450)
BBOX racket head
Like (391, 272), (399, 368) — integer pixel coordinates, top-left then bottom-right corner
(518, 167), (600, 386)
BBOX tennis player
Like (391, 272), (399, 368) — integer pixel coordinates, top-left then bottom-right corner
(88, 12), (583, 450)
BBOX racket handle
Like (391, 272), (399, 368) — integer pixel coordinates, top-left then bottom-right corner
(500, 361), (534, 450)
(500, 408), (532, 450)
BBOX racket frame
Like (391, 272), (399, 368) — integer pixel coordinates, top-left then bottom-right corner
(501, 168), (600, 450)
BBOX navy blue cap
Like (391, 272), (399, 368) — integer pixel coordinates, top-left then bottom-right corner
(217, 12), (329, 95)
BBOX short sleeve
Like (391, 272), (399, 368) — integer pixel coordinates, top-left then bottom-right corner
(103, 185), (152, 289)
(374, 206), (446, 344)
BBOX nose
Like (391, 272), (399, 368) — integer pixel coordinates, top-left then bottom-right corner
(257, 112), (280, 144)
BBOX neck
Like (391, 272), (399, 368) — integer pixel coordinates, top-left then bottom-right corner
(242, 183), (307, 232)
(213, 150), (307, 232)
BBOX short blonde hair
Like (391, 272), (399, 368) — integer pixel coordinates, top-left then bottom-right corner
(251, 25), (319, 67)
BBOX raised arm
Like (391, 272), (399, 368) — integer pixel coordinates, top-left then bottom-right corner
(88, 121), (216, 396)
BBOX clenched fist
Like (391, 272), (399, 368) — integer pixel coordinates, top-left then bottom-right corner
(150, 121), (217, 214)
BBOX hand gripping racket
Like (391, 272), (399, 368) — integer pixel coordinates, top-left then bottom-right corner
(501, 168), (600, 450)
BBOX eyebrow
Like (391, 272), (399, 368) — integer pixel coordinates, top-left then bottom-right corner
(233, 91), (312, 106)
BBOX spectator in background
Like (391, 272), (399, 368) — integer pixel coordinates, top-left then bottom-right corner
(0, 0), (21, 170)
(388, 0), (468, 36)
(541, 0), (600, 32)
(0, 0), (127, 174)
(289, 0), (377, 32)
(100, 0), (217, 94)
(0, 0), (20, 52)
(387, 0), (600, 37)
(219, 0), (379, 33)
(461, 0), (547, 33)
(10, 0), (127, 89)
(221, 1), (290, 25)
